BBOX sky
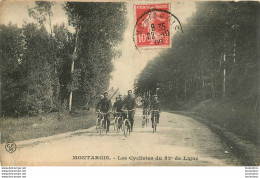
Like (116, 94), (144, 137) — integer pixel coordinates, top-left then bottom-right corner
(110, 2), (196, 94)
(0, 1), (196, 94)
(0, 1), (70, 32)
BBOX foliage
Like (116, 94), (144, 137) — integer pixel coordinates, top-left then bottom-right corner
(134, 2), (259, 143)
(28, 2), (56, 25)
(0, 2), (127, 116)
(0, 23), (24, 115)
(64, 2), (127, 106)
(135, 2), (259, 109)
(0, 23), (72, 116)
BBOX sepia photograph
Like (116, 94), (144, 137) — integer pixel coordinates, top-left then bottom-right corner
(0, 0), (259, 167)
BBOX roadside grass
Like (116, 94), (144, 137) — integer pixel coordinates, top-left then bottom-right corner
(0, 108), (97, 143)
(190, 98), (258, 145)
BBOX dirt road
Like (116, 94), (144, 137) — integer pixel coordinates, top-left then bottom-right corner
(1, 109), (241, 166)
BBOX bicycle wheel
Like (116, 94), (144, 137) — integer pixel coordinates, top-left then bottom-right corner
(153, 116), (157, 133)
(123, 120), (128, 137)
(116, 117), (121, 132)
(142, 116), (145, 128)
(114, 117), (118, 132)
(114, 117), (118, 131)
(153, 117), (156, 133)
(145, 115), (148, 127)
(100, 119), (104, 136)
(96, 119), (99, 133)
(127, 120), (131, 135)
(105, 119), (108, 135)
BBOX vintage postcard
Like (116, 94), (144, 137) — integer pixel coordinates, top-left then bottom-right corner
(0, 0), (259, 166)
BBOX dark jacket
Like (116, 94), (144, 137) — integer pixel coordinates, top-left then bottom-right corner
(141, 98), (150, 109)
(113, 99), (124, 112)
(123, 95), (136, 110)
(96, 100), (102, 111)
(150, 100), (161, 111)
(97, 98), (112, 113)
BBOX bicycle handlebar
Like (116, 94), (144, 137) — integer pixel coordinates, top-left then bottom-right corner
(96, 111), (111, 115)
(122, 109), (135, 112)
(150, 110), (159, 112)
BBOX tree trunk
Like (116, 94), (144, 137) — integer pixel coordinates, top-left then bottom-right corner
(48, 11), (61, 109)
(184, 79), (187, 100)
(233, 39), (236, 64)
(223, 52), (226, 98)
(69, 26), (79, 111)
(69, 59), (75, 111)
(175, 79), (178, 102)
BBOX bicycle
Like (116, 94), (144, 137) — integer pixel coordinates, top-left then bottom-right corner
(151, 110), (159, 133)
(95, 112), (102, 133)
(142, 109), (149, 128)
(114, 112), (123, 132)
(95, 111), (110, 136)
(122, 109), (134, 137)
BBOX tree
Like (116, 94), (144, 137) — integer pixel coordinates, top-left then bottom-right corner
(28, 2), (61, 109)
(0, 23), (24, 116)
(52, 23), (74, 110)
(21, 23), (55, 113)
(28, 2), (56, 37)
(134, 2), (259, 110)
(64, 2), (127, 108)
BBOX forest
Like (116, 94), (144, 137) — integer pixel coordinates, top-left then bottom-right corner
(0, 2), (127, 116)
(134, 2), (259, 144)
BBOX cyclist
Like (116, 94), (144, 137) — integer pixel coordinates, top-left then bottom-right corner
(113, 94), (124, 115)
(96, 91), (112, 133)
(113, 95), (124, 130)
(141, 96), (150, 115)
(112, 96), (119, 115)
(123, 90), (136, 132)
(150, 95), (161, 127)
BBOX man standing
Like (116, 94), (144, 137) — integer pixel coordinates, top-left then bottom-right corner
(123, 90), (136, 132)
(150, 95), (161, 126)
(96, 91), (112, 133)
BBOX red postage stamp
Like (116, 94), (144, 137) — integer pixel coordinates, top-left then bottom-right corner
(135, 3), (171, 49)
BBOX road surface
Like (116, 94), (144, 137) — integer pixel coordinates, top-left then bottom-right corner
(1, 109), (240, 166)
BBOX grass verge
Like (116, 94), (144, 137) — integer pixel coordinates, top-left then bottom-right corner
(0, 108), (97, 143)
(190, 99), (259, 145)
(170, 110), (259, 166)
